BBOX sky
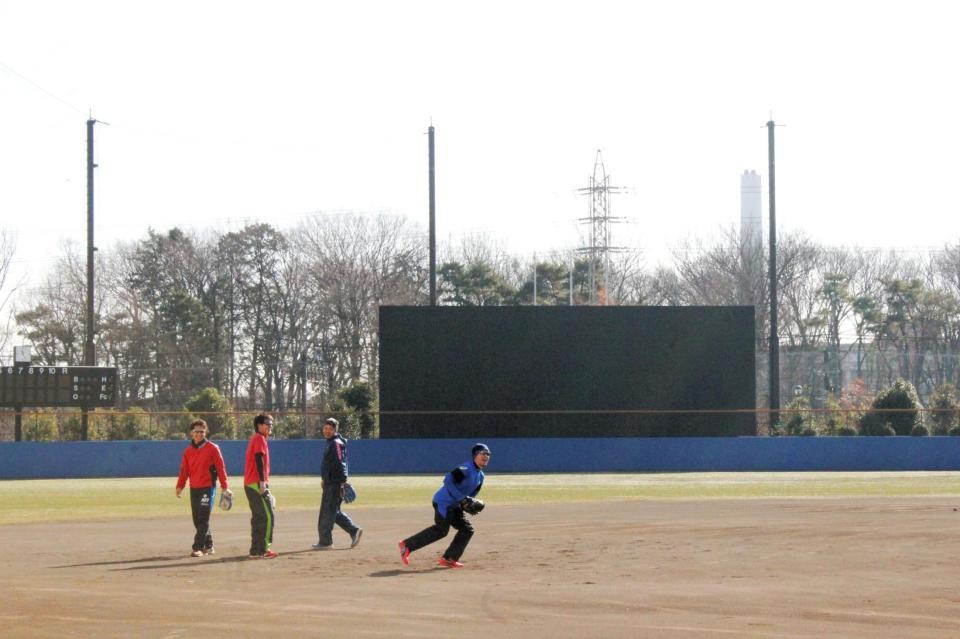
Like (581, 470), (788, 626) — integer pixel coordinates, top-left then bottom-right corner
(3, 0), (960, 298)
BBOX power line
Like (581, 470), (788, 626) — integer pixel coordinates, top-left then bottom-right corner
(0, 59), (86, 116)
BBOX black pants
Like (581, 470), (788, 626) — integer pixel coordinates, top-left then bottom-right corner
(189, 487), (215, 552)
(403, 502), (474, 561)
(244, 485), (275, 555)
(317, 481), (359, 546)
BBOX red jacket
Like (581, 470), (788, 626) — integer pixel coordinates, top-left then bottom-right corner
(244, 432), (270, 486)
(176, 440), (229, 490)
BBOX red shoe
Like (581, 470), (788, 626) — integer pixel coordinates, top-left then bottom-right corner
(437, 557), (464, 568)
(398, 540), (411, 566)
(261, 550), (278, 559)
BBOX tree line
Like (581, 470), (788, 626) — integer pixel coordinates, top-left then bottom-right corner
(5, 213), (960, 435)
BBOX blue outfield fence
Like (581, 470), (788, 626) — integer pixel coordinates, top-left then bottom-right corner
(2, 437), (960, 479)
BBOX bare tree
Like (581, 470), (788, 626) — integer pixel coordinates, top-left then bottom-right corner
(0, 230), (18, 357)
(669, 227), (768, 308)
(444, 234), (515, 278)
(645, 266), (683, 305)
(930, 243), (960, 385)
(667, 226), (769, 342)
(605, 250), (651, 305)
(777, 233), (825, 350)
(98, 241), (153, 404)
(15, 241), (88, 365)
(296, 213), (426, 410)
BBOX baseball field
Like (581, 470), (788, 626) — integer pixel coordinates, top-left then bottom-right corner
(3, 472), (960, 638)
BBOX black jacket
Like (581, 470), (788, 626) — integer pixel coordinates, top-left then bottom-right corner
(321, 434), (348, 483)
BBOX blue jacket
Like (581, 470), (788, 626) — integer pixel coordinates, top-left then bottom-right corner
(321, 434), (349, 483)
(433, 459), (484, 517)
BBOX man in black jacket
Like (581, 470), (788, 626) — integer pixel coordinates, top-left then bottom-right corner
(313, 417), (362, 550)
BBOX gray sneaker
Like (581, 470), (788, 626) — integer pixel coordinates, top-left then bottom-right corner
(350, 528), (363, 548)
(312, 543), (333, 550)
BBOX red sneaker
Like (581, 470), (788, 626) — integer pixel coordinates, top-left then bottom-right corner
(261, 550), (278, 559)
(437, 557), (464, 568)
(398, 540), (411, 566)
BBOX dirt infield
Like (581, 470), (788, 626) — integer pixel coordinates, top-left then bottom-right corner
(3, 497), (960, 638)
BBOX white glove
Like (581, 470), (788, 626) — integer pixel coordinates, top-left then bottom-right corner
(263, 489), (277, 511)
(218, 488), (233, 511)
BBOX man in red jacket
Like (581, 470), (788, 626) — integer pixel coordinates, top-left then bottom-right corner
(244, 413), (277, 558)
(176, 419), (230, 557)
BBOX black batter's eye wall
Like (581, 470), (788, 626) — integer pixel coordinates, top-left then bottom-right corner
(379, 306), (756, 438)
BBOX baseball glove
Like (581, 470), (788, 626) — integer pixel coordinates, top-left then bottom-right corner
(218, 488), (233, 511)
(263, 489), (277, 511)
(460, 496), (485, 515)
(342, 482), (357, 504)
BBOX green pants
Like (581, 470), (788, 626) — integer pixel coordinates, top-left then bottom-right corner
(244, 484), (274, 555)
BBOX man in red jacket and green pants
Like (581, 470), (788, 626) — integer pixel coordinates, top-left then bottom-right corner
(176, 419), (230, 557)
(244, 413), (278, 559)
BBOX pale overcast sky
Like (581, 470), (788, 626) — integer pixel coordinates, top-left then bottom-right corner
(2, 0), (960, 289)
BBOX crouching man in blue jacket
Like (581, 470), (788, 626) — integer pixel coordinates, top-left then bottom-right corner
(398, 443), (491, 568)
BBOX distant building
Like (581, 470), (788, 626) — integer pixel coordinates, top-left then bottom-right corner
(740, 170), (762, 250)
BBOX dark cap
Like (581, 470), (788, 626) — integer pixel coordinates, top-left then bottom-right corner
(324, 417), (339, 429)
(471, 443), (491, 456)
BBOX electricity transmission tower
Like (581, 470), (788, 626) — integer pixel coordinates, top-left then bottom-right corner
(577, 150), (625, 304)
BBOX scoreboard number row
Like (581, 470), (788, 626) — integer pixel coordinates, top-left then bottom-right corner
(0, 366), (118, 407)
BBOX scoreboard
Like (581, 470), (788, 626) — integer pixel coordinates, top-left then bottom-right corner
(0, 366), (118, 408)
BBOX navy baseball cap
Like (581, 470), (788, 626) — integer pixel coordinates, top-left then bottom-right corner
(472, 443), (491, 456)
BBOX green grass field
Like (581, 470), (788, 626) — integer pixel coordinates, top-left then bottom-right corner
(3, 471), (960, 525)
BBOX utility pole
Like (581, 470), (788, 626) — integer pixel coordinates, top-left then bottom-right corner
(428, 124), (437, 306)
(82, 117), (98, 441)
(767, 120), (780, 429)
